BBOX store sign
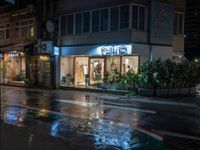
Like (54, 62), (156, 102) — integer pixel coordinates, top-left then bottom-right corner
(97, 45), (132, 56)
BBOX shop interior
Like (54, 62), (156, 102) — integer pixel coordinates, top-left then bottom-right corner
(60, 55), (139, 87)
(3, 51), (26, 84)
(30, 55), (51, 86)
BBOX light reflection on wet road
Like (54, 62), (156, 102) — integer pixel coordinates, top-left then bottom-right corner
(1, 86), (200, 150)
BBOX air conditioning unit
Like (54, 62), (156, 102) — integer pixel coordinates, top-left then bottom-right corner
(41, 41), (53, 54)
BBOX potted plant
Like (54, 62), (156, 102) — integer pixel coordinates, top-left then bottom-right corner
(0, 62), (8, 84)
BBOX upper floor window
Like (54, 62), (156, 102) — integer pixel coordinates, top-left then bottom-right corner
(132, 5), (146, 31)
(15, 19), (34, 38)
(100, 9), (109, 31)
(67, 15), (74, 35)
(174, 12), (184, 35)
(120, 5), (130, 29)
(0, 24), (10, 40)
(92, 10), (100, 33)
(110, 7), (119, 31)
(59, 3), (148, 36)
(60, 16), (67, 36)
(83, 12), (90, 33)
(75, 13), (83, 34)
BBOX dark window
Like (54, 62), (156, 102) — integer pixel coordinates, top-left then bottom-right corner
(60, 16), (67, 36)
(83, 12), (90, 33)
(110, 7), (119, 31)
(75, 13), (82, 34)
(67, 15), (74, 34)
(100, 9), (109, 31)
(139, 7), (145, 30)
(173, 13), (178, 35)
(132, 5), (138, 29)
(178, 14), (183, 34)
(120, 5), (130, 29)
(92, 10), (100, 32)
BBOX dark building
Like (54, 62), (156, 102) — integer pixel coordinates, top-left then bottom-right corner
(184, 0), (200, 59)
(1, 0), (186, 89)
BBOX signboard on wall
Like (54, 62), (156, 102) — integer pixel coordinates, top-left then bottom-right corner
(34, 41), (53, 55)
(61, 44), (132, 56)
(97, 45), (132, 56)
(150, 0), (174, 45)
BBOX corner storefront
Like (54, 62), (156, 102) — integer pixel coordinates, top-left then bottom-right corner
(60, 44), (140, 87)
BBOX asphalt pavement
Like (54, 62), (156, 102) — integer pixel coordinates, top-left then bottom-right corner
(1, 86), (200, 150)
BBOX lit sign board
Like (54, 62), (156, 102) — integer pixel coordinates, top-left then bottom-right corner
(97, 45), (132, 56)
(54, 47), (59, 56)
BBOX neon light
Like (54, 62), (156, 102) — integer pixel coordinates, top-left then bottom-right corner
(97, 45), (132, 56)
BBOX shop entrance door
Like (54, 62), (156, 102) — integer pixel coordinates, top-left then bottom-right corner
(30, 56), (51, 87)
(89, 58), (105, 85)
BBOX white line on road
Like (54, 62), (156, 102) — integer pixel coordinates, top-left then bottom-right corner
(156, 130), (200, 141)
(55, 99), (156, 114)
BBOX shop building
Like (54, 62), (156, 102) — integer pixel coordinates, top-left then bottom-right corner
(0, 7), (36, 85)
(55, 0), (185, 87)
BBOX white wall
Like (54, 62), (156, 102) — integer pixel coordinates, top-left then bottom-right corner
(151, 46), (174, 60)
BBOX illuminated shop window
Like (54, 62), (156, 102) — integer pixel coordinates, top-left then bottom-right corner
(74, 57), (89, 85)
(90, 58), (104, 85)
(121, 56), (139, 74)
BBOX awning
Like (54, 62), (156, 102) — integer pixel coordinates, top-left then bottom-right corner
(0, 42), (32, 53)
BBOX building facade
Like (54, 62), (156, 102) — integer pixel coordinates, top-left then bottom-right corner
(184, 0), (200, 59)
(0, 5), (36, 84)
(0, 0), (186, 88)
(54, 0), (185, 87)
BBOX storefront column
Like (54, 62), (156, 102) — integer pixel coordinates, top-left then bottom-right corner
(51, 55), (60, 89)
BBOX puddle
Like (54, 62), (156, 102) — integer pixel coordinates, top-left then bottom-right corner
(1, 105), (169, 150)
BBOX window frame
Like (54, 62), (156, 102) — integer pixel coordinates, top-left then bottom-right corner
(0, 23), (10, 40)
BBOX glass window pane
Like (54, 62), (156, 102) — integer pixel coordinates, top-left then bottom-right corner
(60, 16), (67, 36)
(173, 13), (178, 35)
(110, 7), (119, 31)
(90, 58), (104, 84)
(83, 12), (90, 33)
(67, 15), (74, 34)
(121, 56), (139, 74)
(92, 10), (100, 32)
(139, 7), (145, 30)
(100, 9), (109, 31)
(106, 56), (121, 74)
(179, 14), (183, 34)
(74, 57), (89, 85)
(75, 13), (82, 34)
(120, 5), (130, 29)
(132, 5), (138, 29)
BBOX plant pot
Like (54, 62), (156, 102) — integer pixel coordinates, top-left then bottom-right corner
(168, 88), (179, 96)
(179, 88), (189, 96)
(139, 88), (155, 97)
(156, 89), (169, 96)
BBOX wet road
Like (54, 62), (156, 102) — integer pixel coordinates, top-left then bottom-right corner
(1, 86), (200, 150)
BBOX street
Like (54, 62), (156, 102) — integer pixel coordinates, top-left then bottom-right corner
(1, 86), (200, 150)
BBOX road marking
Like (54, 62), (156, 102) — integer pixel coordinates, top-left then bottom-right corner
(156, 130), (200, 141)
(55, 99), (156, 114)
(119, 98), (199, 108)
(55, 99), (98, 107)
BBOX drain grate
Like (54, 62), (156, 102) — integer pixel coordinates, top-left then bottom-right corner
(164, 135), (200, 150)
